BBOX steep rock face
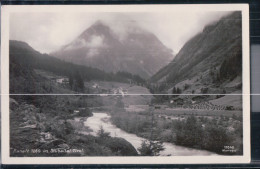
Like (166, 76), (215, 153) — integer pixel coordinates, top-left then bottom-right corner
(150, 12), (242, 86)
(51, 21), (174, 79)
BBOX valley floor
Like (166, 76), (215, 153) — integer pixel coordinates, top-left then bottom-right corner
(9, 69), (243, 156)
(9, 93), (243, 156)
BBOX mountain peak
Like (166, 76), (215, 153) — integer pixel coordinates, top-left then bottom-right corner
(9, 40), (39, 54)
(52, 19), (174, 79)
(79, 20), (111, 40)
(92, 20), (106, 27)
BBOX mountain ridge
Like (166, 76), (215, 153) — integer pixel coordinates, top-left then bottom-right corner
(51, 20), (174, 79)
(149, 11), (242, 95)
(9, 40), (146, 91)
(150, 12), (242, 83)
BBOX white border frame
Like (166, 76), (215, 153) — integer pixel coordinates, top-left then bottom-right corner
(1, 4), (250, 164)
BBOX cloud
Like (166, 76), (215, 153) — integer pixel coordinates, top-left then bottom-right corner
(86, 48), (99, 58)
(63, 35), (106, 51)
(98, 14), (145, 42)
(10, 12), (98, 53)
(85, 35), (106, 58)
(86, 35), (105, 48)
(10, 11), (232, 54)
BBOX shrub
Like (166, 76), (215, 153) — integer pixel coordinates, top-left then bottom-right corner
(138, 140), (165, 156)
(203, 125), (230, 154)
(97, 126), (110, 138)
(175, 116), (203, 148)
(226, 106), (235, 110)
(184, 84), (190, 90)
(201, 87), (208, 94)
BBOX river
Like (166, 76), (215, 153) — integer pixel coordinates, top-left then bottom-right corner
(84, 112), (217, 156)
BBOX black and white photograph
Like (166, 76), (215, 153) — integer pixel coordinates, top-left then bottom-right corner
(1, 5), (250, 164)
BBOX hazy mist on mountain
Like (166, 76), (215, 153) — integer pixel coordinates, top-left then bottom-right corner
(51, 20), (174, 79)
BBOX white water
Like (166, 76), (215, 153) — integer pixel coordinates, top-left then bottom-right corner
(84, 112), (217, 156)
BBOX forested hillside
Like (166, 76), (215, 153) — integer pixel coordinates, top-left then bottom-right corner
(10, 40), (145, 94)
(150, 12), (242, 94)
(9, 40), (139, 157)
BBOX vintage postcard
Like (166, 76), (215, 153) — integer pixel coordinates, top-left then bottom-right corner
(1, 4), (250, 164)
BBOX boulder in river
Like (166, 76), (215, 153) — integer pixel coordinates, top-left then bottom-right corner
(101, 137), (138, 156)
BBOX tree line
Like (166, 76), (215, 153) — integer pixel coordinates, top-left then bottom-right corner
(10, 40), (146, 89)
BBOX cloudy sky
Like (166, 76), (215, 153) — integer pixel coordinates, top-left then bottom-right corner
(10, 11), (231, 54)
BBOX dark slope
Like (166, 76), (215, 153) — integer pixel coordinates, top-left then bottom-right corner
(10, 40), (113, 81)
(9, 40), (139, 157)
(10, 40), (145, 94)
(150, 12), (242, 87)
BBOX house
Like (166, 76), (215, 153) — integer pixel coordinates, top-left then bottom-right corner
(153, 104), (168, 110)
(50, 77), (57, 83)
(92, 83), (99, 89)
(56, 78), (63, 84)
(62, 78), (69, 84)
(174, 98), (184, 105)
(56, 77), (69, 84)
(122, 89), (128, 94)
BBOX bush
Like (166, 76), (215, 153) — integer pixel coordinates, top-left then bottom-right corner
(226, 106), (235, 110)
(173, 115), (241, 154)
(175, 116), (203, 148)
(138, 140), (165, 156)
(77, 108), (93, 117)
(203, 125), (230, 154)
(201, 87), (208, 94)
(184, 84), (190, 90)
(97, 126), (110, 138)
